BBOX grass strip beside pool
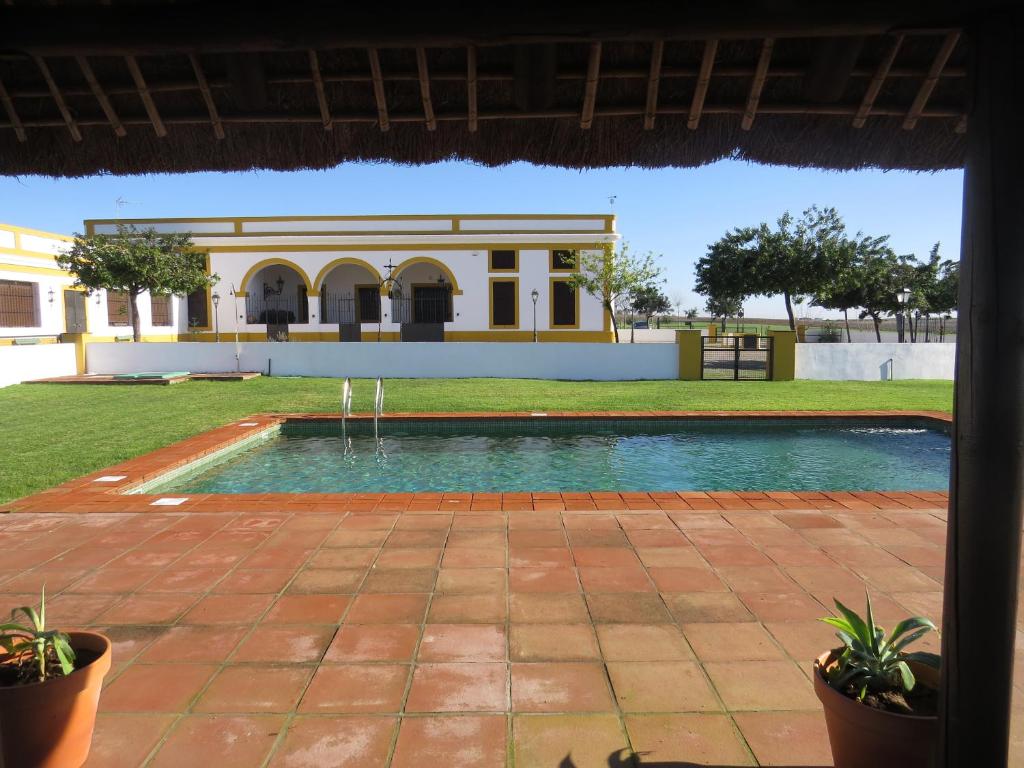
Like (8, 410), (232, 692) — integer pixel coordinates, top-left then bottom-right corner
(0, 377), (952, 503)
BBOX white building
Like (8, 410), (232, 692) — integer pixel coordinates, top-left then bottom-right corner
(0, 222), (187, 348)
(83, 213), (619, 343)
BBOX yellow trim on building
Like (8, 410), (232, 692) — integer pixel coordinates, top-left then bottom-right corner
(313, 257), (383, 291)
(201, 242), (607, 254)
(238, 258), (316, 295)
(488, 276), (519, 329)
(549, 277), (580, 330)
(0, 262), (71, 277)
(391, 257), (464, 295)
(549, 248), (580, 273)
(487, 248), (519, 273)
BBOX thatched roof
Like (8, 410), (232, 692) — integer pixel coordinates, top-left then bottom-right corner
(0, 1), (977, 176)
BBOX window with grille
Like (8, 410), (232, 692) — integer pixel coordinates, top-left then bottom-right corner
(357, 286), (381, 323)
(150, 294), (173, 326)
(0, 279), (38, 328)
(106, 290), (131, 326)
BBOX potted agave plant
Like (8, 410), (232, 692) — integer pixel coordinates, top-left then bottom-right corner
(0, 589), (111, 768)
(814, 593), (940, 768)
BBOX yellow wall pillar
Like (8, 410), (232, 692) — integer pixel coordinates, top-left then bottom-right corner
(769, 330), (796, 381)
(706, 323), (718, 338)
(676, 329), (702, 380)
(62, 333), (89, 374)
(795, 323), (807, 343)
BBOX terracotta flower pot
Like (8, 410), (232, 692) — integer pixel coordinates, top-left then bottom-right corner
(814, 651), (938, 768)
(0, 631), (112, 768)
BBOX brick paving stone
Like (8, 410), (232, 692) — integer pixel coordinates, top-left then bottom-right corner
(149, 714), (285, 768)
(391, 715), (507, 768)
(625, 714), (755, 765)
(267, 715), (397, 768)
(513, 714), (630, 768)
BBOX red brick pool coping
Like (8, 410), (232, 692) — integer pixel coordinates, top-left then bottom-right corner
(3, 410), (952, 516)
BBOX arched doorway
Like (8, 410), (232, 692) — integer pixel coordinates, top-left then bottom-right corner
(242, 260), (312, 341)
(389, 259), (459, 342)
(316, 259), (382, 342)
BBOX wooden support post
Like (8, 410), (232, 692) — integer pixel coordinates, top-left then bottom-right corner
(642, 40), (663, 130)
(415, 47), (436, 131)
(124, 55), (167, 136)
(742, 38), (774, 130)
(687, 39), (717, 130)
(0, 75), (26, 142)
(938, 11), (1024, 768)
(904, 30), (960, 130)
(308, 49), (332, 131)
(580, 41), (602, 129)
(33, 55), (82, 141)
(853, 34), (903, 128)
(367, 48), (390, 132)
(466, 45), (478, 133)
(188, 53), (225, 139)
(75, 55), (126, 137)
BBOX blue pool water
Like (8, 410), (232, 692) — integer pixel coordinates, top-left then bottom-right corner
(148, 419), (951, 494)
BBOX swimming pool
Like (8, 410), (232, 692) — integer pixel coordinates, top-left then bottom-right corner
(142, 417), (951, 494)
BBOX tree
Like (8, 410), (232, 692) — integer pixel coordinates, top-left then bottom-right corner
(58, 224), (215, 342)
(695, 206), (849, 331)
(812, 232), (890, 342)
(853, 247), (913, 342)
(565, 242), (663, 343)
(684, 308), (699, 328)
(704, 294), (743, 332)
(630, 285), (671, 325)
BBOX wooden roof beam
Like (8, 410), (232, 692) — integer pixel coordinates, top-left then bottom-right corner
(415, 47), (436, 131)
(903, 30), (960, 130)
(580, 41), (602, 130)
(853, 33), (903, 127)
(367, 48), (390, 131)
(0, 75), (26, 142)
(188, 52), (225, 139)
(308, 49), (332, 131)
(124, 55), (167, 136)
(742, 38), (774, 130)
(688, 38), (718, 130)
(75, 55), (127, 137)
(32, 55), (81, 142)
(466, 45), (478, 133)
(642, 40), (663, 130)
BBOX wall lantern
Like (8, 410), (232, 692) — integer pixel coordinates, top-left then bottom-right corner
(263, 276), (285, 298)
(531, 288), (540, 343)
(47, 287), (55, 304)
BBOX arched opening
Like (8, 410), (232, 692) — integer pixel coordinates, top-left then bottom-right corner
(317, 259), (382, 342)
(390, 259), (458, 341)
(243, 260), (311, 341)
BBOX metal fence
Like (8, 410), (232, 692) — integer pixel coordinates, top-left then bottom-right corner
(701, 335), (773, 380)
(392, 294), (452, 325)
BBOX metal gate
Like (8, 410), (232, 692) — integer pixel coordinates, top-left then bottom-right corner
(63, 290), (86, 332)
(321, 294), (360, 341)
(701, 335), (773, 380)
(392, 295), (449, 342)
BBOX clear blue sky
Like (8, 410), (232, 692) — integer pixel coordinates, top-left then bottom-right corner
(0, 160), (963, 317)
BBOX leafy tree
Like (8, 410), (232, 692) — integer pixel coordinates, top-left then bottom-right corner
(630, 285), (671, 325)
(58, 225), (215, 342)
(684, 308), (699, 328)
(695, 206), (849, 331)
(812, 233), (890, 342)
(704, 294), (743, 332)
(565, 243), (663, 343)
(853, 247), (914, 342)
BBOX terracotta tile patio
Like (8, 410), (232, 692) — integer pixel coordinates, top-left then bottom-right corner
(8, 497), (1019, 767)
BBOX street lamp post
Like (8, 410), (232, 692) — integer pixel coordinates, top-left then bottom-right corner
(530, 288), (539, 342)
(212, 292), (221, 342)
(896, 287), (911, 342)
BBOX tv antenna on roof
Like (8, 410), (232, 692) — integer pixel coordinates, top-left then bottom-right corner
(114, 197), (138, 219)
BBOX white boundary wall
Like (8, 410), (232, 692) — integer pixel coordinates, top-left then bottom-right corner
(0, 343), (77, 387)
(796, 343), (955, 381)
(86, 341), (679, 381)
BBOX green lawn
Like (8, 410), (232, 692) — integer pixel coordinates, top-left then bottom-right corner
(0, 378), (952, 504)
